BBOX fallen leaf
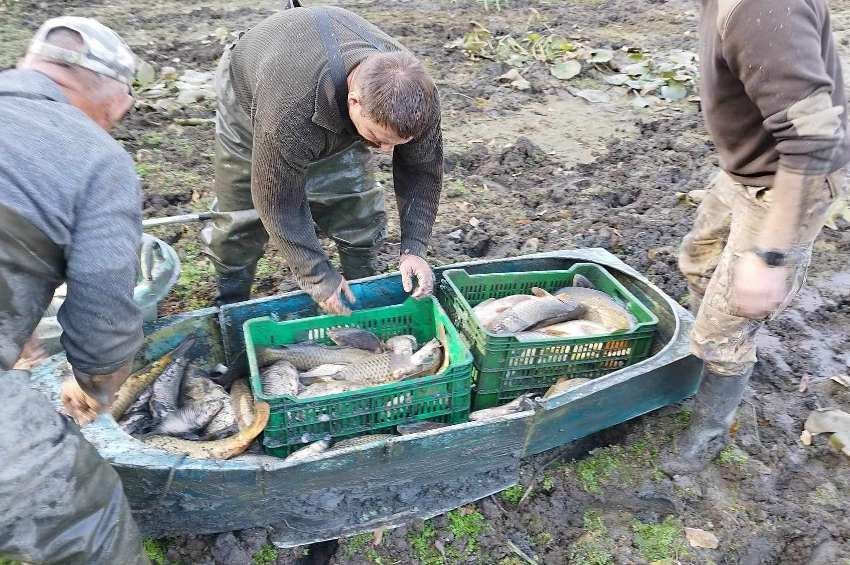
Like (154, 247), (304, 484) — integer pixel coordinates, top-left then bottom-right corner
(160, 66), (178, 82)
(660, 82), (688, 101)
(832, 374), (850, 388)
(589, 48), (614, 63)
(569, 88), (609, 104)
(469, 217), (481, 228)
(828, 430), (850, 456)
(621, 62), (649, 76)
(801, 429), (813, 446)
(134, 59), (156, 89)
(603, 73), (629, 86)
(520, 237), (540, 254)
(686, 190), (707, 205)
(498, 69), (532, 91)
(685, 527), (719, 549)
(804, 409), (850, 436)
(632, 94), (651, 109)
(551, 60), (582, 80)
(799, 373), (811, 393)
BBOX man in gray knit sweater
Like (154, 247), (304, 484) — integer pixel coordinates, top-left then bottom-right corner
(665, 0), (849, 473)
(202, 5), (443, 313)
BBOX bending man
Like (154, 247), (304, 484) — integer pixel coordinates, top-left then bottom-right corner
(202, 5), (442, 313)
(0, 18), (148, 564)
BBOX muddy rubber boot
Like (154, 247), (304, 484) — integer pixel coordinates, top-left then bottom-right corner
(215, 264), (257, 306)
(337, 246), (378, 281)
(661, 367), (751, 476)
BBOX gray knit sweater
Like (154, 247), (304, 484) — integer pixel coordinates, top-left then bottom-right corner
(229, 6), (443, 301)
(0, 69), (143, 374)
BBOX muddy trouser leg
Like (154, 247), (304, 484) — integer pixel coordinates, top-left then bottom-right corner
(665, 170), (847, 474)
(200, 47), (266, 305)
(678, 173), (733, 317)
(307, 142), (387, 280)
(0, 370), (148, 565)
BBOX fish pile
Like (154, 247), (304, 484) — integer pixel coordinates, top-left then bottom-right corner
(472, 274), (637, 340)
(113, 336), (268, 460)
(256, 327), (446, 399)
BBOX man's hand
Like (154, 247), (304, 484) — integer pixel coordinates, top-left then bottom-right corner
(400, 254), (434, 299)
(319, 277), (356, 315)
(13, 336), (48, 370)
(732, 252), (790, 319)
(61, 377), (104, 426)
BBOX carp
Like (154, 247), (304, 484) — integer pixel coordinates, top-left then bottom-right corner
(327, 327), (384, 353)
(283, 439), (331, 464)
(260, 359), (302, 397)
(469, 393), (537, 421)
(257, 343), (373, 370)
(331, 434), (396, 450)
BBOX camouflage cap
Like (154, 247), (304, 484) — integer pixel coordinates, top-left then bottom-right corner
(27, 16), (136, 86)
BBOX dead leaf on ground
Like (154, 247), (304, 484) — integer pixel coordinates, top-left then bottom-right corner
(801, 429), (813, 446)
(498, 68), (531, 91)
(804, 409), (850, 436)
(551, 60), (582, 80)
(568, 88), (610, 104)
(831, 374), (850, 388)
(799, 373), (811, 393)
(685, 527), (719, 549)
(828, 430), (850, 456)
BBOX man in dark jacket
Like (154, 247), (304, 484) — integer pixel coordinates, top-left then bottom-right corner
(0, 17), (148, 564)
(201, 5), (443, 313)
(665, 0), (848, 473)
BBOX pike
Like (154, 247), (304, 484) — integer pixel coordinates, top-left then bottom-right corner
(143, 402), (270, 460)
(110, 336), (196, 420)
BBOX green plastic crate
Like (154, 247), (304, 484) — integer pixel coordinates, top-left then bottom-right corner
(244, 296), (473, 457)
(438, 264), (658, 409)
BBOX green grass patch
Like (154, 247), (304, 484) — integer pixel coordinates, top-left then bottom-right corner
(499, 484), (525, 505)
(0, 558), (22, 565)
(251, 543), (278, 565)
(408, 521), (442, 565)
(541, 473), (556, 492)
(447, 508), (486, 554)
(142, 132), (165, 148)
(568, 510), (614, 565)
(343, 533), (372, 558)
(143, 538), (169, 565)
(575, 450), (620, 494)
(716, 445), (748, 467)
(445, 178), (468, 198)
(632, 516), (686, 562)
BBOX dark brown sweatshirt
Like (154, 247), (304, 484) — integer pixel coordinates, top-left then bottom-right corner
(229, 6), (443, 301)
(700, 0), (849, 186)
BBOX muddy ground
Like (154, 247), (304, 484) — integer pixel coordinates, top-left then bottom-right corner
(2, 0), (850, 563)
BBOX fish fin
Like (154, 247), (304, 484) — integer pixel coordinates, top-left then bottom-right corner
(531, 287), (552, 298)
(572, 274), (596, 289)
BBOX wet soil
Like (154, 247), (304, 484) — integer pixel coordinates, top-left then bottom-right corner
(2, 0), (850, 563)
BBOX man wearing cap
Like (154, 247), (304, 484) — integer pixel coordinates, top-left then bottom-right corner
(664, 0), (848, 473)
(201, 5), (442, 313)
(0, 17), (148, 564)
